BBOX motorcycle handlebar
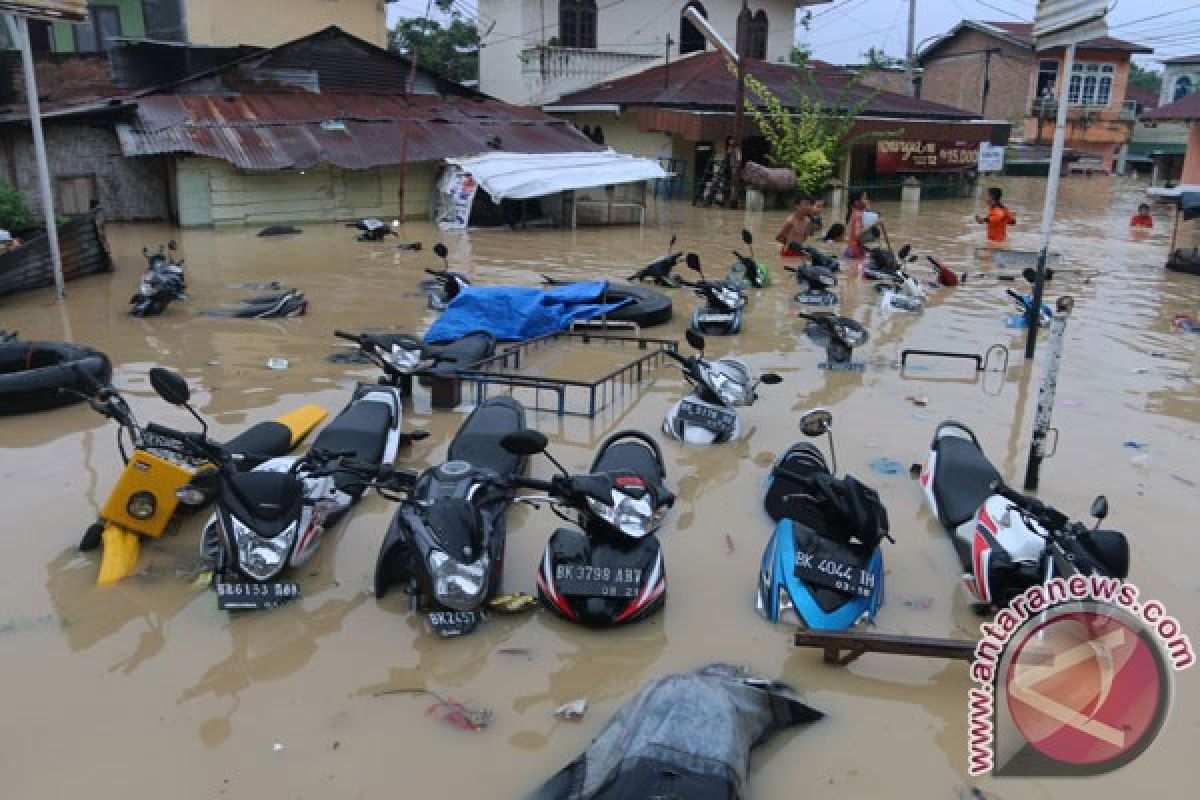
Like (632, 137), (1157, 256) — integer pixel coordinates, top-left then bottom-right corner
(991, 480), (1068, 531)
(512, 476), (556, 493)
(334, 330), (365, 344)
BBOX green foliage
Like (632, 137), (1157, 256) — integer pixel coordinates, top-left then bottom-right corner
(1128, 63), (1162, 95)
(788, 46), (811, 67)
(388, 7), (480, 84)
(860, 47), (904, 69)
(0, 183), (33, 231)
(736, 62), (877, 195)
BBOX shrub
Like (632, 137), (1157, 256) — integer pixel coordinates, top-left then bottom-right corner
(0, 183), (34, 231)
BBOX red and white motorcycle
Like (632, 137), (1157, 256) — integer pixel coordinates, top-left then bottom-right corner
(919, 420), (1129, 611)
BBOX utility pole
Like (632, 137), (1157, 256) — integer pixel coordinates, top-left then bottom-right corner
(905, 0), (916, 96)
(3, 14), (65, 298)
(980, 48), (995, 115)
(729, 1), (751, 209)
(664, 34), (673, 89)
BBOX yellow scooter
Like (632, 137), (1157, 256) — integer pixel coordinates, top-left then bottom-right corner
(74, 367), (326, 584)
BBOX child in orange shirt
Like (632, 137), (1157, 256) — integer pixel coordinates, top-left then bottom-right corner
(976, 187), (1015, 243)
(1130, 204), (1153, 228)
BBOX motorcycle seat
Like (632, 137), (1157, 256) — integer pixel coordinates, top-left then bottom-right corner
(224, 421), (292, 464)
(312, 401), (392, 467)
(932, 435), (1000, 528)
(225, 470), (304, 523)
(448, 396), (526, 477)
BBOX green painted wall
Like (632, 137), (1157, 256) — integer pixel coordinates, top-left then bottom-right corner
(50, 0), (148, 53)
(173, 158), (435, 228)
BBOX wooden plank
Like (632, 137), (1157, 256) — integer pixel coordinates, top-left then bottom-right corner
(794, 630), (977, 666)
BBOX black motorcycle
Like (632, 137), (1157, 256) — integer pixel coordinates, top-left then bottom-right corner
(800, 312), (869, 369)
(333, 328), (495, 398)
(130, 242), (186, 317)
(422, 243), (471, 309)
(374, 396), (530, 636)
(628, 234), (683, 287)
(502, 428), (675, 628)
(786, 256), (839, 306)
(679, 253), (746, 336)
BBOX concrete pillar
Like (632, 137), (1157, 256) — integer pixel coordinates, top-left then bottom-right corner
(1115, 144), (1128, 176)
(828, 180), (845, 210)
(1151, 155), (1161, 186)
(745, 188), (764, 212)
(901, 176), (921, 212)
(1183, 123), (1200, 185)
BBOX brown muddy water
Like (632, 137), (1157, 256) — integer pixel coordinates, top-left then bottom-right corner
(1, 178), (1196, 798)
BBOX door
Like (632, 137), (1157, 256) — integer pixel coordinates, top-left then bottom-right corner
(56, 175), (96, 215)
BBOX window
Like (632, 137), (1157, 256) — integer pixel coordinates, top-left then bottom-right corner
(28, 20), (54, 52)
(1175, 75), (1193, 103)
(1035, 59), (1058, 104)
(1067, 62), (1114, 107)
(748, 10), (768, 60)
(559, 0), (596, 49)
(680, 1), (707, 55)
(74, 6), (123, 53)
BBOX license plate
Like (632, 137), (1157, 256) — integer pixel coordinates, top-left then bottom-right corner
(794, 551), (876, 598)
(818, 361), (865, 373)
(678, 399), (737, 435)
(699, 312), (734, 323)
(427, 609), (485, 638)
(216, 578), (301, 610)
(794, 292), (838, 306)
(554, 564), (643, 598)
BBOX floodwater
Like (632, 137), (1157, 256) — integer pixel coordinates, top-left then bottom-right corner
(1, 178), (1195, 798)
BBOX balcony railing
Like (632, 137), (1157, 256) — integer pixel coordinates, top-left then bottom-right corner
(520, 46), (659, 105)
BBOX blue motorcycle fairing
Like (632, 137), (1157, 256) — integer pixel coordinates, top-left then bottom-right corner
(759, 517), (884, 631)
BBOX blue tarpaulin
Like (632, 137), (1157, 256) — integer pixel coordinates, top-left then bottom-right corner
(424, 281), (631, 344)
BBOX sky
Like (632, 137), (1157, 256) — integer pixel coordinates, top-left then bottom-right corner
(385, 0), (1199, 68)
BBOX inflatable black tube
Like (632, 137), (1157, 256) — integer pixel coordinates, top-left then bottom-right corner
(0, 341), (112, 415)
(600, 284), (673, 327)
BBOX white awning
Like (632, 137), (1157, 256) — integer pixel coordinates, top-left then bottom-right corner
(445, 150), (669, 201)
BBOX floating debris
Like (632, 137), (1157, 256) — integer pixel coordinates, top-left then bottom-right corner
(725, 533), (735, 554)
(488, 592), (537, 614)
(373, 688), (492, 731)
(266, 358), (289, 370)
(1122, 440), (1148, 450)
(554, 697), (588, 720)
(868, 457), (904, 476)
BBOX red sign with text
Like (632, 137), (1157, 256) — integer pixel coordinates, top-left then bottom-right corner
(875, 139), (980, 173)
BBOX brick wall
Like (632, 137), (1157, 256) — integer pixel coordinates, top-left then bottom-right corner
(920, 30), (1032, 125)
(0, 123), (169, 221)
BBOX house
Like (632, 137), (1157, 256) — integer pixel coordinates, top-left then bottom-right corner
(17, 0), (391, 52)
(546, 52), (1005, 201)
(917, 20), (1152, 173)
(1162, 54), (1200, 106)
(0, 27), (597, 225)
(1144, 91), (1200, 187)
(1125, 83), (1186, 185)
(478, 0), (831, 106)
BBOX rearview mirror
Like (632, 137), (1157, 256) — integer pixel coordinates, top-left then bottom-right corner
(149, 367), (191, 406)
(741, 228), (753, 245)
(684, 328), (705, 352)
(799, 408), (833, 438)
(685, 253), (701, 272)
(168, 240), (177, 251)
(433, 242), (449, 259)
(501, 430), (548, 456)
(668, 234), (677, 250)
(1090, 494), (1108, 521)
(898, 244), (911, 260)
(759, 372), (783, 385)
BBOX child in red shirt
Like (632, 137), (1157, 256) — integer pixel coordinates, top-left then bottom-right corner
(1130, 204), (1153, 228)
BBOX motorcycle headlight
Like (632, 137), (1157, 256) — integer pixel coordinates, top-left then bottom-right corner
(385, 346), (423, 372)
(229, 516), (295, 581)
(127, 491), (157, 520)
(776, 584), (803, 627)
(427, 549), (488, 611)
(175, 486), (208, 506)
(586, 490), (659, 538)
(715, 287), (744, 309)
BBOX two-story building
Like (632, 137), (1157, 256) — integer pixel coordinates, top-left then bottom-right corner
(918, 20), (1151, 173)
(478, 0), (828, 106)
(17, 0), (390, 51)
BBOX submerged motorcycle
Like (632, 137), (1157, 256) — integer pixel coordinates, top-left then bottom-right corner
(727, 228), (770, 288)
(678, 253), (747, 336)
(163, 374), (425, 609)
(758, 409), (891, 629)
(920, 420), (1129, 611)
(333, 328), (495, 398)
(130, 242), (187, 317)
(72, 366), (326, 585)
(663, 329), (782, 444)
(628, 234), (684, 287)
(787, 255), (839, 306)
(502, 428), (675, 627)
(374, 396), (530, 636)
(799, 312), (869, 369)
(423, 243), (471, 309)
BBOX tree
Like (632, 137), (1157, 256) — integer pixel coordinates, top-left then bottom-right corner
(389, 6), (480, 84)
(788, 46), (811, 67)
(736, 63), (877, 194)
(860, 47), (903, 69)
(0, 183), (33, 231)
(1128, 62), (1162, 96)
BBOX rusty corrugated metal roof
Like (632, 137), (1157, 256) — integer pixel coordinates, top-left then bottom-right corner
(554, 52), (980, 120)
(117, 93), (600, 169)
